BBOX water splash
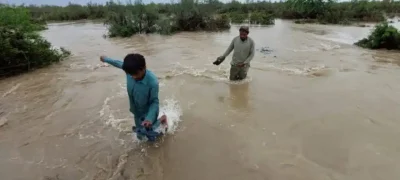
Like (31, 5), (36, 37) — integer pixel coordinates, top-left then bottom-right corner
(158, 98), (182, 134)
(161, 62), (253, 84)
(99, 83), (183, 136)
(99, 96), (132, 133)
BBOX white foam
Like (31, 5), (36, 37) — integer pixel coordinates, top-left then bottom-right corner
(164, 62), (253, 83)
(100, 95), (132, 133)
(251, 63), (328, 76)
(0, 115), (9, 127)
(2, 83), (21, 98)
(286, 42), (340, 52)
(287, 47), (319, 52)
(319, 42), (341, 51)
(314, 31), (365, 45)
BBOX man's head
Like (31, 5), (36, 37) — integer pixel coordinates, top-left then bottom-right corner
(122, 53), (146, 80)
(239, 26), (249, 40)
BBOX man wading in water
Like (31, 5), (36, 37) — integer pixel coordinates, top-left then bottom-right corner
(100, 53), (167, 141)
(213, 26), (255, 81)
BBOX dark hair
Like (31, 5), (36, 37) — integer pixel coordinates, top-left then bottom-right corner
(122, 53), (146, 75)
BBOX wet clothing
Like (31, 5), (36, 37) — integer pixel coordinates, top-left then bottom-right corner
(133, 126), (164, 142)
(230, 64), (250, 81)
(103, 57), (161, 141)
(221, 36), (255, 66)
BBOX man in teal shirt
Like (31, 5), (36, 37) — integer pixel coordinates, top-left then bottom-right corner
(213, 26), (255, 81)
(100, 53), (165, 141)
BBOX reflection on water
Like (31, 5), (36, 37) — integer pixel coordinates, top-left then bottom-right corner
(229, 82), (250, 112)
(1, 20), (400, 180)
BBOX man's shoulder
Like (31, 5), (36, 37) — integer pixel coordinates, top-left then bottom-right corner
(146, 70), (159, 87)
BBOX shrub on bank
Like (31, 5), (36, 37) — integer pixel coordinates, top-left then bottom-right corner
(282, 0), (388, 25)
(104, 0), (231, 37)
(0, 5), (47, 31)
(0, 6), (70, 77)
(227, 12), (274, 25)
(250, 12), (275, 25)
(229, 13), (247, 24)
(104, 2), (177, 36)
(354, 22), (400, 50)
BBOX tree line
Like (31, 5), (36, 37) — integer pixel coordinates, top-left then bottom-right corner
(24, 0), (399, 24)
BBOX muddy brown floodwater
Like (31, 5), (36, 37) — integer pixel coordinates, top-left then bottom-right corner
(1, 19), (400, 180)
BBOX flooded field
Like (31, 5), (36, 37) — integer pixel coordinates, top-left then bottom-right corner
(1, 19), (400, 180)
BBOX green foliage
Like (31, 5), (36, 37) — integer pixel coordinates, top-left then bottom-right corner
(250, 12), (275, 25)
(0, 6), (70, 77)
(104, 1), (177, 36)
(28, 3), (94, 21)
(174, 0), (230, 32)
(229, 13), (247, 24)
(104, 0), (230, 37)
(282, 0), (390, 24)
(0, 5), (46, 31)
(282, 0), (328, 19)
(21, 0), (400, 27)
(355, 22), (400, 50)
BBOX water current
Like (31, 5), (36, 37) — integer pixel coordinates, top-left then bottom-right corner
(1, 19), (400, 180)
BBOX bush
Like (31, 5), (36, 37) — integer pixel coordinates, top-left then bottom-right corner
(229, 13), (247, 24)
(354, 22), (400, 50)
(198, 14), (231, 31)
(281, 0), (388, 25)
(0, 5), (46, 31)
(104, 0), (231, 37)
(104, 2), (170, 37)
(250, 12), (275, 25)
(0, 6), (70, 77)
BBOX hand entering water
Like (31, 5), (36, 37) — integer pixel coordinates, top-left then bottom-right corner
(100, 55), (106, 62)
(142, 120), (152, 128)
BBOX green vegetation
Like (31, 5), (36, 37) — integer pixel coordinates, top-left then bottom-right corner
(24, 0), (400, 25)
(355, 22), (400, 50)
(20, 0), (399, 37)
(0, 5), (47, 31)
(103, 0), (231, 37)
(28, 3), (105, 21)
(0, 5), (70, 77)
(282, 0), (396, 25)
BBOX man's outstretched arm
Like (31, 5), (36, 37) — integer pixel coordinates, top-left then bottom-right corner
(214, 38), (235, 65)
(221, 38), (235, 59)
(101, 56), (123, 69)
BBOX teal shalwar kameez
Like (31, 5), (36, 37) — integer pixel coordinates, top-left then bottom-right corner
(103, 57), (161, 141)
